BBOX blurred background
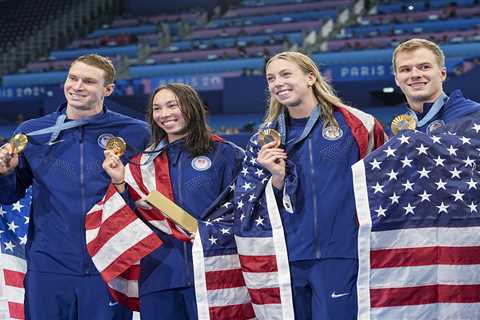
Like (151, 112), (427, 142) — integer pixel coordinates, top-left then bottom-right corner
(1, 0), (480, 146)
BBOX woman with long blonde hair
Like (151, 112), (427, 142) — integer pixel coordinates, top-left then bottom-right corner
(235, 51), (385, 319)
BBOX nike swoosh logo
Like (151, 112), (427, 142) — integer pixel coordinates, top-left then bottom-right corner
(108, 301), (119, 307)
(331, 292), (350, 299)
(46, 139), (64, 146)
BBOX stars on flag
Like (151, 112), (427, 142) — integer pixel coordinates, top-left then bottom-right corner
(370, 159), (382, 170)
(12, 201), (24, 212)
(365, 122), (480, 221)
(383, 146), (396, 157)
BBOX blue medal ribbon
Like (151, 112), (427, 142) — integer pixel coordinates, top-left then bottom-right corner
(277, 106), (321, 147)
(408, 92), (448, 128)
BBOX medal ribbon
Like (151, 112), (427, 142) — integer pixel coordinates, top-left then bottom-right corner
(277, 106), (320, 147)
(408, 92), (448, 127)
(23, 112), (102, 144)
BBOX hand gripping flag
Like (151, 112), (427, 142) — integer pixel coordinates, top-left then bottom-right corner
(85, 150), (190, 311)
(0, 189), (31, 320)
(192, 105), (385, 320)
(353, 111), (480, 320)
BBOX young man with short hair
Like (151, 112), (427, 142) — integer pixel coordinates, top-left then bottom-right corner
(393, 38), (480, 134)
(0, 54), (149, 319)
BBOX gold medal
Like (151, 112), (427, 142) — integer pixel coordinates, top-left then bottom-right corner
(258, 129), (281, 147)
(391, 114), (416, 136)
(106, 137), (126, 156)
(9, 134), (28, 154)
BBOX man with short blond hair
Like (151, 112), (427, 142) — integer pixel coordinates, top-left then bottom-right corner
(73, 54), (116, 85)
(0, 54), (149, 319)
(393, 38), (480, 134)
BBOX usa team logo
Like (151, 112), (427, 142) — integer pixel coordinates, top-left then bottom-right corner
(191, 156), (212, 171)
(97, 133), (115, 149)
(427, 119), (445, 135)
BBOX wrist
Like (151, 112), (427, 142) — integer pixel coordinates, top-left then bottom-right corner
(271, 175), (285, 189)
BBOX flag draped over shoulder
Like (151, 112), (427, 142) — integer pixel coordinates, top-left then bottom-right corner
(193, 106), (384, 320)
(0, 189), (31, 320)
(85, 151), (189, 311)
(353, 112), (480, 320)
(192, 150), (294, 320)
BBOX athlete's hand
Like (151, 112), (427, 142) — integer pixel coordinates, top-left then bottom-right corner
(257, 141), (287, 189)
(0, 143), (19, 175)
(102, 150), (125, 185)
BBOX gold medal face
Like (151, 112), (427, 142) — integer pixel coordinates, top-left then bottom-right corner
(9, 134), (28, 154)
(258, 129), (281, 147)
(106, 137), (126, 156)
(391, 114), (416, 135)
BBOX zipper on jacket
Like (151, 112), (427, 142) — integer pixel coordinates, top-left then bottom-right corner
(177, 154), (192, 286)
(308, 139), (321, 259)
(79, 127), (89, 274)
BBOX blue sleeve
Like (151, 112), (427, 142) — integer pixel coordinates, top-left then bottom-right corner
(219, 141), (245, 190)
(282, 159), (298, 213)
(0, 164), (33, 204)
(118, 186), (137, 211)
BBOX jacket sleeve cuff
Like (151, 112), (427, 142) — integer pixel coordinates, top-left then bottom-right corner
(118, 186), (137, 211)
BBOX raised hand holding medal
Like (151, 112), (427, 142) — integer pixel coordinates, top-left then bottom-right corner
(103, 136), (128, 190)
(0, 133), (28, 174)
(257, 128), (286, 189)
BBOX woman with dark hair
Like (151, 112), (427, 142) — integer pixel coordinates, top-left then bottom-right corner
(101, 83), (244, 320)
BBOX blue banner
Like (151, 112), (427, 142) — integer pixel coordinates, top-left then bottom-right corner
(0, 73), (226, 101)
(0, 85), (61, 101)
(115, 73), (226, 96)
(321, 63), (394, 82)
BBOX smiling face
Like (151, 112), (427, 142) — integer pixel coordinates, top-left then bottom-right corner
(64, 61), (114, 119)
(394, 47), (446, 113)
(266, 58), (317, 118)
(152, 88), (187, 142)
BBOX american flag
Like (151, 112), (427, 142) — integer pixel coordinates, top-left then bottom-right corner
(353, 113), (480, 320)
(0, 189), (31, 320)
(193, 106), (385, 320)
(192, 145), (295, 320)
(86, 151), (189, 311)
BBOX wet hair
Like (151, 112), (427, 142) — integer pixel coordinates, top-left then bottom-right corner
(146, 83), (214, 157)
(264, 51), (344, 128)
(70, 54), (116, 85)
(392, 38), (445, 72)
